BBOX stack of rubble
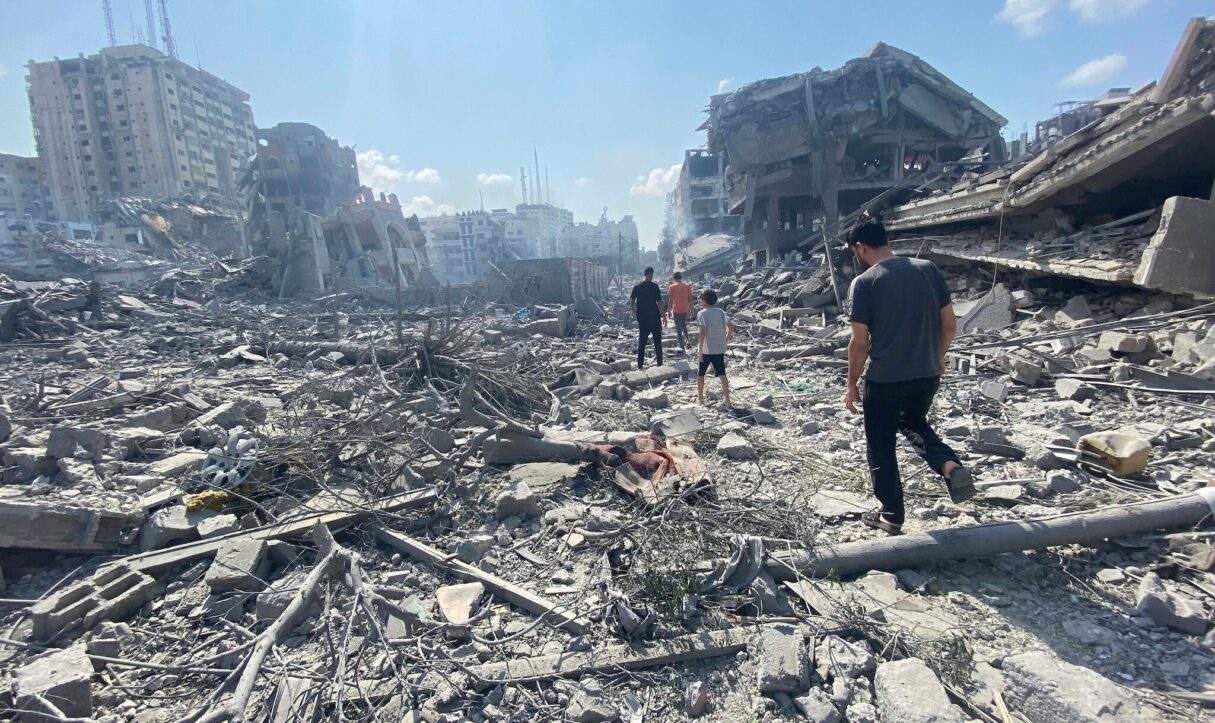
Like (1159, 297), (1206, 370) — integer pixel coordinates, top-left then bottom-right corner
(0, 251), (1212, 722)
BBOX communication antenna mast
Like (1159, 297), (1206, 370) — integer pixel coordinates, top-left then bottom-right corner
(533, 147), (543, 205)
(144, 0), (158, 50)
(545, 166), (551, 208)
(102, 0), (117, 46)
(158, 0), (178, 58)
(519, 166), (529, 205)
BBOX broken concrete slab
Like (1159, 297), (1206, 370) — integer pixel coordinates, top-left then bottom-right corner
(1135, 572), (1208, 634)
(495, 480), (541, 518)
(635, 388), (670, 409)
(1097, 331), (1149, 354)
(958, 283), (1013, 334)
(205, 537), (270, 593)
(815, 635), (875, 680)
(651, 410), (703, 438)
(1055, 378), (1098, 402)
(751, 623), (810, 694)
(717, 432), (756, 460)
(0, 499), (134, 553)
(1056, 295), (1094, 326)
(140, 505), (215, 551)
(873, 657), (964, 723)
(1002, 651), (1143, 722)
(436, 582), (484, 626)
(508, 462), (581, 492)
(795, 688), (842, 723)
(1134, 195), (1215, 298)
(12, 644), (94, 718)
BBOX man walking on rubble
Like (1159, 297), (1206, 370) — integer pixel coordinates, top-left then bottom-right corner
(668, 272), (693, 352)
(842, 220), (975, 535)
(630, 266), (667, 370)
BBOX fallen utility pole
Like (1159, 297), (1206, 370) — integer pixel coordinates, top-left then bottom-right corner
(759, 491), (1215, 579)
(372, 525), (591, 635)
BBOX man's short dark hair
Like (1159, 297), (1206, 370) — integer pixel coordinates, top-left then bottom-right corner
(849, 220), (888, 249)
(700, 288), (718, 305)
(644, 266), (654, 275)
(673, 272), (682, 280)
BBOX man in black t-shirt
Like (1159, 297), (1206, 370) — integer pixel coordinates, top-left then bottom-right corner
(629, 267), (666, 369)
(843, 220), (975, 535)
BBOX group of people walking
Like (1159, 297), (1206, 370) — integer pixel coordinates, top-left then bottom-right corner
(626, 220), (974, 536)
(629, 267), (735, 407)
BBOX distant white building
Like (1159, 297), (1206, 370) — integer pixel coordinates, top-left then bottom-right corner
(419, 210), (516, 285)
(514, 203), (574, 258)
(561, 211), (640, 270)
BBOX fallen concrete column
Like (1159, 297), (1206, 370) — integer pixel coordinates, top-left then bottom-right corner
(762, 491), (1215, 579)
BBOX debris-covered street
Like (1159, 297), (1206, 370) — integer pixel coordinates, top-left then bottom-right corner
(2, 5), (1215, 723)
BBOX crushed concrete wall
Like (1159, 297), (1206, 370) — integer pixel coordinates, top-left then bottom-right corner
(1134, 196), (1215, 298)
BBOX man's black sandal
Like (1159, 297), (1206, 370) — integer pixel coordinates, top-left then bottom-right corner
(862, 509), (903, 535)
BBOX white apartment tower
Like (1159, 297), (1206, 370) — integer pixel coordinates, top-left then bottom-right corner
(26, 44), (257, 222)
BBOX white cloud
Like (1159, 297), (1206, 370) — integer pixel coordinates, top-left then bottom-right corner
(355, 149), (440, 194)
(406, 167), (441, 184)
(402, 194), (454, 217)
(629, 164), (681, 197)
(1061, 53), (1128, 88)
(573, 177), (591, 187)
(997, 0), (1059, 36)
(717, 77), (733, 92)
(1069, 0), (1148, 22)
(476, 172), (514, 186)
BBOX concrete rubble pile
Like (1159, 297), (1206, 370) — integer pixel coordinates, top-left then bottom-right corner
(0, 247), (1211, 722)
(880, 17), (1215, 300)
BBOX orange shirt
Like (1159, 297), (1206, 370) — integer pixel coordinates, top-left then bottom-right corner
(668, 281), (692, 314)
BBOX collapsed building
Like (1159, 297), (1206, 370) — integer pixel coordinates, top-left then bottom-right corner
(877, 17), (1215, 300)
(240, 124), (432, 297)
(705, 42), (1007, 265)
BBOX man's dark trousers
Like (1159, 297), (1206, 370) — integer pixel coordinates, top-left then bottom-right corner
(637, 316), (663, 369)
(862, 375), (959, 525)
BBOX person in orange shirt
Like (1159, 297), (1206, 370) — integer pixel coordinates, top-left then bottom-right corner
(667, 272), (693, 352)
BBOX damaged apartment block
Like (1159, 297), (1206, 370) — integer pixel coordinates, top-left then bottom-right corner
(705, 42), (1007, 265)
(878, 17), (1215, 299)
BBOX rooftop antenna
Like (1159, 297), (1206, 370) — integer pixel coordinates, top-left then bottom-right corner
(533, 146), (543, 205)
(520, 166), (528, 205)
(479, 188), (485, 212)
(102, 0), (117, 46)
(545, 166), (551, 208)
(144, 0), (158, 50)
(158, 0), (178, 58)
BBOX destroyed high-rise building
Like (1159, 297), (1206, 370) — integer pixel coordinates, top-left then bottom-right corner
(704, 42), (1006, 263)
(26, 44), (257, 222)
(670, 149), (741, 243)
(252, 123), (360, 218)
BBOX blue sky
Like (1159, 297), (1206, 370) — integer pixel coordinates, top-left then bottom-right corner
(0, 1), (1207, 248)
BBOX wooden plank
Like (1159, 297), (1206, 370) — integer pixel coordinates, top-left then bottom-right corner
(372, 526), (591, 635)
(121, 488), (437, 573)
